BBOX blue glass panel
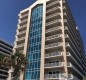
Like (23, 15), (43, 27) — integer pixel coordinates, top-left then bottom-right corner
(25, 5), (43, 80)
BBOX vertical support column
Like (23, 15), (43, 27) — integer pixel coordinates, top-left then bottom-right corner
(40, 1), (46, 80)
(60, 0), (68, 77)
(19, 9), (31, 80)
(24, 10), (31, 56)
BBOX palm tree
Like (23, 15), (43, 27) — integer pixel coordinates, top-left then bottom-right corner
(11, 51), (28, 80)
(0, 51), (27, 80)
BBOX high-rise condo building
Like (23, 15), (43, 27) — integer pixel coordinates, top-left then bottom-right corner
(14, 0), (86, 80)
(0, 39), (13, 80)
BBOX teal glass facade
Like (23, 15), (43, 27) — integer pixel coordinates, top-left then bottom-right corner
(25, 5), (43, 80)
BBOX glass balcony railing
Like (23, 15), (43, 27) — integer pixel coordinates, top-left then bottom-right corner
(45, 73), (74, 80)
(67, 62), (83, 77)
(17, 37), (25, 41)
(46, 1), (60, 8)
(45, 43), (62, 49)
(45, 74), (59, 79)
(20, 19), (27, 23)
(45, 52), (62, 58)
(18, 31), (26, 35)
(17, 43), (24, 48)
(46, 13), (61, 19)
(46, 7), (60, 14)
(18, 25), (27, 29)
(45, 62), (63, 67)
(20, 14), (28, 18)
(45, 34), (61, 41)
(46, 19), (61, 26)
(46, 26), (61, 33)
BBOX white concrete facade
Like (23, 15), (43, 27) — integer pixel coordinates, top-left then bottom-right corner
(14, 0), (86, 80)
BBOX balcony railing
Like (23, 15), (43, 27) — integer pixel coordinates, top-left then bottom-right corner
(45, 74), (59, 79)
(67, 62), (83, 77)
(45, 52), (62, 58)
(67, 52), (83, 71)
(20, 19), (27, 23)
(46, 1), (60, 8)
(20, 14), (28, 18)
(18, 31), (26, 35)
(45, 73), (73, 80)
(45, 34), (61, 41)
(46, 13), (61, 19)
(16, 43), (24, 48)
(64, 19), (67, 22)
(46, 19), (61, 26)
(18, 25), (27, 29)
(46, 26), (61, 33)
(46, 7), (60, 14)
(18, 37), (25, 41)
(45, 43), (62, 49)
(45, 62), (63, 68)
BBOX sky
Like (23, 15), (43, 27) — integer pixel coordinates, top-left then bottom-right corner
(0, 0), (86, 50)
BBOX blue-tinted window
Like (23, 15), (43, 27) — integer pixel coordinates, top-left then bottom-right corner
(25, 5), (43, 80)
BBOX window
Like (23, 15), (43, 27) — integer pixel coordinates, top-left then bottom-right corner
(25, 5), (43, 80)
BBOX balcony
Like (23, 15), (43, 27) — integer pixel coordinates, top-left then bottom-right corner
(67, 52), (83, 72)
(45, 34), (62, 43)
(67, 62), (83, 77)
(46, 7), (61, 15)
(16, 43), (24, 49)
(45, 74), (59, 79)
(45, 52), (63, 59)
(20, 19), (27, 23)
(17, 31), (26, 37)
(19, 19), (27, 26)
(64, 19), (67, 25)
(66, 43), (82, 64)
(63, 6), (66, 11)
(0, 47), (12, 54)
(18, 25), (27, 30)
(18, 37), (25, 41)
(46, 1), (60, 9)
(45, 43), (62, 50)
(46, 19), (61, 27)
(46, 26), (62, 35)
(0, 43), (12, 51)
(46, 13), (61, 21)
(44, 73), (74, 80)
(63, 12), (67, 18)
(17, 37), (25, 44)
(65, 34), (82, 58)
(45, 62), (63, 69)
(20, 14), (28, 19)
